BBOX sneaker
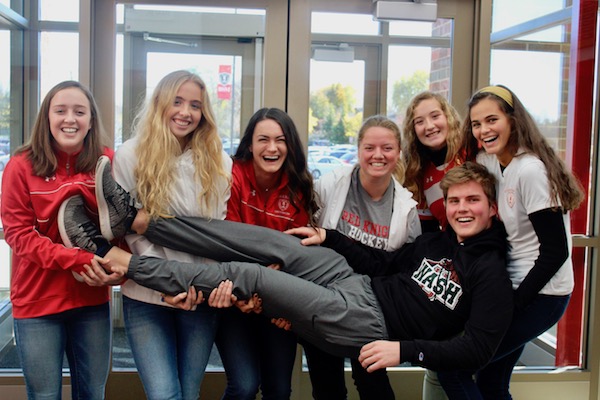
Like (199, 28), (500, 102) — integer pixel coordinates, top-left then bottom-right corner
(58, 195), (105, 253)
(58, 195), (107, 282)
(95, 155), (137, 241)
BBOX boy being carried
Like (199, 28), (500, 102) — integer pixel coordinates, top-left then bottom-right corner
(60, 159), (513, 372)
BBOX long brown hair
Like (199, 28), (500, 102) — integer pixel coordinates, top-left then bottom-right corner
(16, 80), (108, 177)
(235, 108), (319, 225)
(463, 85), (584, 211)
(402, 91), (465, 204)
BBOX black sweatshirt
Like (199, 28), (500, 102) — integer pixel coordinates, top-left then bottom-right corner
(322, 219), (514, 371)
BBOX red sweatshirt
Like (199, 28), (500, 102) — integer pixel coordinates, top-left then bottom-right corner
(226, 160), (309, 230)
(1, 148), (114, 318)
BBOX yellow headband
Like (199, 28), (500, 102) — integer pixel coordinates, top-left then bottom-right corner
(477, 86), (514, 108)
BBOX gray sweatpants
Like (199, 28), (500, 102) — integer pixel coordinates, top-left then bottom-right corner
(127, 216), (389, 357)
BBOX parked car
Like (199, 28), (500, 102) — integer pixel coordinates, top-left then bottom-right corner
(327, 149), (352, 159)
(0, 138), (9, 154)
(0, 152), (9, 171)
(308, 155), (343, 179)
(339, 152), (358, 165)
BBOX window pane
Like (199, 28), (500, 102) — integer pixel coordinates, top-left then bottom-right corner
(40, 0), (79, 22)
(489, 9), (581, 366)
(386, 19), (452, 122)
(0, 240), (9, 294)
(0, 29), (10, 228)
(387, 44), (452, 123)
(309, 59), (365, 150)
(0, 26), (16, 372)
(517, 25), (565, 42)
(492, 0), (566, 32)
(311, 12), (380, 35)
(389, 20), (448, 37)
(40, 32), (78, 101)
(490, 51), (565, 156)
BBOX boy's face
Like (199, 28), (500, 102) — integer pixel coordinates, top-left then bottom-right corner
(445, 180), (497, 242)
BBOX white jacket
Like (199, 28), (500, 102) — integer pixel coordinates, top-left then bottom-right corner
(114, 137), (232, 306)
(315, 165), (421, 251)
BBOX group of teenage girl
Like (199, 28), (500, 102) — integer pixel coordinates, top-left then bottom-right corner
(0, 67), (583, 400)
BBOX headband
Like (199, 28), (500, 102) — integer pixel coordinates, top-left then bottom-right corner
(476, 86), (514, 108)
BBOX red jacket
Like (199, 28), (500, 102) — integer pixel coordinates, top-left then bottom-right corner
(226, 160), (309, 231)
(419, 153), (466, 230)
(1, 148), (114, 318)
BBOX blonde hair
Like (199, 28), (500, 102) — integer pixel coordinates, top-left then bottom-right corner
(133, 70), (229, 218)
(358, 115), (405, 183)
(463, 85), (584, 211)
(402, 91), (464, 204)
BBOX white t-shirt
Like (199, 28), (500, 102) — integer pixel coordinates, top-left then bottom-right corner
(477, 151), (573, 295)
(335, 167), (394, 250)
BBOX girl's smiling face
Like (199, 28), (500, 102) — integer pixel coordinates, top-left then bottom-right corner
(358, 126), (401, 180)
(413, 98), (449, 151)
(167, 80), (203, 149)
(470, 98), (513, 166)
(250, 119), (288, 178)
(48, 87), (92, 154)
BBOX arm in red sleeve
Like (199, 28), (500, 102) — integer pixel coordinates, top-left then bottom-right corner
(1, 157), (94, 274)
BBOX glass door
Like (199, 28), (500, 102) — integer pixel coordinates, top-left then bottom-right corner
(116, 5), (265, 153)
(109, 5), (266, 397)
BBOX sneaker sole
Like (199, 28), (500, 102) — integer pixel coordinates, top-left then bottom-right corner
(95, 156), (115, 241)
(58, 196), (75, 248)
(57, 196), (85, 282)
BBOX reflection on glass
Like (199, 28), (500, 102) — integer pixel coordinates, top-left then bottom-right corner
(40, 0), (79, 22)
(311, 12), (379, 35)
(40, 32), (79, 101)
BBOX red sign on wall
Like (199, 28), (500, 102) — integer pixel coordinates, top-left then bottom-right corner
(217, 65), (232, 100)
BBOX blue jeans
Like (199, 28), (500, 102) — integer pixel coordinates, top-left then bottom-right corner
(14, 303), (111, 400)
(216, 308), (297, 400)
(438, 294), (570, 400)
(123, 296), (219, 400)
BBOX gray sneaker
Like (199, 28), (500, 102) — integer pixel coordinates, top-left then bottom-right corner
(95, 156), (137, 241)
(58, 195), (104, 253)
(58, 195), (106, 282)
